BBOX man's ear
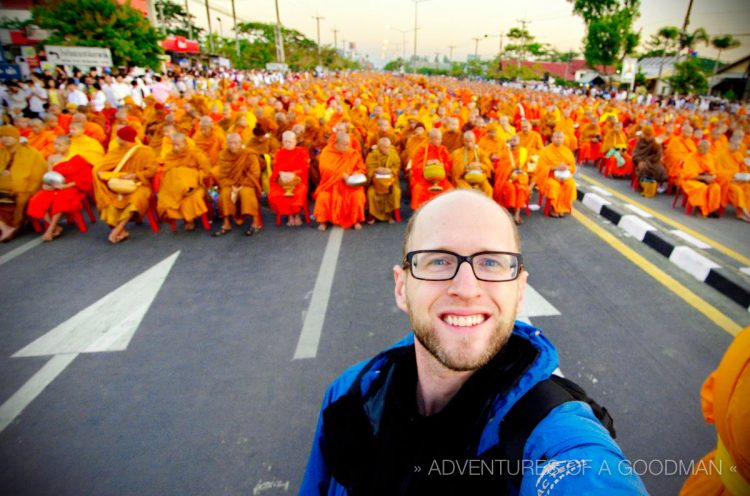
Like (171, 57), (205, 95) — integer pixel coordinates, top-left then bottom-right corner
(393, 265), (408, 313)
(515, 269), (529, 316)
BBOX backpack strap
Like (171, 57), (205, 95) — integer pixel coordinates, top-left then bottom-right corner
(496, 375), (616, 491)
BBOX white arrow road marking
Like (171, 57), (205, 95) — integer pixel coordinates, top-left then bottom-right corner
(293, 228), (344, 360)
(517, 284), (561, 324)
(0, 251), (180, 433)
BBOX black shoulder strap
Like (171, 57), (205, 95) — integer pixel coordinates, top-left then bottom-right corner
(496, 375), (616, 490)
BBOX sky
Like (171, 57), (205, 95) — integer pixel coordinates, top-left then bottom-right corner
(188, 0), (750, 66)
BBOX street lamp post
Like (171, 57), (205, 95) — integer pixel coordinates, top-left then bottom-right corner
(217, 17), (223, 38)
(412, 0), (431, 73)
(389, 26), (412, 61)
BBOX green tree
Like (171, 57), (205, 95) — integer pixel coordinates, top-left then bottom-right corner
(679, 27), (709, 56)
(643, 26), (681, 57)
(154, 0), (203, 39)
(32, 0), (163, 68)
(668, 57), (708, 95)
(384, 58), (408, 71)
(570, 0), (640, 71)
(710, 34), (741, 74)
(234, 21), (356, 71)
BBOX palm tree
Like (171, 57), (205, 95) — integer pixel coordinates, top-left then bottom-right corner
(711, 34), (741, 74)
(679, 27), (710, 56)
(647, 26), (681, 56)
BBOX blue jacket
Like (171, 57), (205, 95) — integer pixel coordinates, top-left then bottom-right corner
(300, 321), (648, 495)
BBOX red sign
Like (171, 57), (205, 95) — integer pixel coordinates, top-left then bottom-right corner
(161, 36), (200, 54)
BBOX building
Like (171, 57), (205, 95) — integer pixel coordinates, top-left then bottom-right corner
(710, 54), (750, 101)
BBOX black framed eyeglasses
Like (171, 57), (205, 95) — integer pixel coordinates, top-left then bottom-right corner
(403, 250), (524, 282)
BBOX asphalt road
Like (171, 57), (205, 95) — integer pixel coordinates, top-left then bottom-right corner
(0, 190), (746, 496)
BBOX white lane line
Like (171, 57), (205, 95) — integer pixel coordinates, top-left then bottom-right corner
(669, 229), (712, 250)
(0, 238), (42, 267)
(624, 204), (654, 218)
(293, 227), (344, 360)
(741, 267), (750, 277)
(590, 186), (613, 197)
(0, 353), (78, 433)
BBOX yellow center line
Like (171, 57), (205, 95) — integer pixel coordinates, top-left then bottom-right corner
(578, 172), (750, 267)
(571, 209), (742, 337)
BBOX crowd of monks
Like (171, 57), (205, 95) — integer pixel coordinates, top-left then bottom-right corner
(1, 72), (749, 243)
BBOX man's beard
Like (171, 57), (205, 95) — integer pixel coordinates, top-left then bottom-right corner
(406, 300), (515, 372)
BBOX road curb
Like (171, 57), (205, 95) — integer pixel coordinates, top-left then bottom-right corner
(575, 188), (750, 312)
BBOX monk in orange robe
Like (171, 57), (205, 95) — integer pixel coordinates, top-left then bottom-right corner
(478, 124), (507, 166)
(401, 123), (428, 165)
(68, 121), (106, 167)
(27, 135), (93, 241)
(72, 113), (108, 147)
(193, 116), (226, 165)
(679, 325), (750, 496)
(494, 134), (530, 225)
(555, 108), (578, 152)
(451, 131), (493, 197)
(665, 124), (697, 186)
(601, 121), (634, 177)
(534, 131), (577, 217)
(92, 126), (157, 244)
(440, 117), (463, 153)
(213, 133), (263, 236)
(517, 120), (543, 156)
(709, 125), (729, 156)
(27, 118), (59, 159)
(681, 140), (721, 217)
(577, 114), (603, 164)
(269, 131), (310, 227)
(410, 128), (454, 210)
(156, 133), (211, 230)
(313, 131), (367, 230)
(0, 125), (47, 241)
(365, 137), (401, 224)
(715, 138), (750, 222)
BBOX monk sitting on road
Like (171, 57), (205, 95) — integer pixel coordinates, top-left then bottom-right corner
(715, 137), (750, 222)
(157, 133), (211, 231)
(194, 116), (225, 164)
(601, 121), (633, 177)
(0, 125), (47, 242)
(213, 133), (263, 237)
(680, 139), (721, 217)
(664, 124), (696, 188)
(451, 131), (493, 197)
(577, 114), (603, 165)
(365, 137), (401, 224)
(92, 126), (157, 244)
(68, 121), (106, 167)
(632, 126), (667, 189)
(26, 135), (93, 241)
(494, 134), (530, 225)
(517, 119), (543, 156)
(269, 131), (310, 227)
(533, 131), (577, 218)
(314, 131), (367, 231)
(27, 118), (59, 159)
(410, 128), (454, 210)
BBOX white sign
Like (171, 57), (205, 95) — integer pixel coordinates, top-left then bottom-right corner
(621, 57), (638, 84)
(265, 62), (288, 72)
(44, 45), (113, 68)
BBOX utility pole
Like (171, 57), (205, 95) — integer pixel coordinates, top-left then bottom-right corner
(156, 0), (166, 34)
(312, 15), (324, 64)
(434, 51), (440, 69)
(412, 0), (431, 73)
(185, 0), (193, 40)
(274, 0), (285, 63)
(332, 28), (339, 52)
(146, 0), (158, 29)
(472, 37), (482, 59)
(516, 18), (529, 74)
(205, 0), (214, 53)
(231, 0), (240, 57)
(447, 44), (456, 61)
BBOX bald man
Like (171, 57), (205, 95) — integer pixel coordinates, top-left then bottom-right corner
(302, 189), (647, 495)
(313, 131), (367, 231)
(409, 128), (454, 210)
(365, 137), (402, 224)
(213, 133), (263, 236)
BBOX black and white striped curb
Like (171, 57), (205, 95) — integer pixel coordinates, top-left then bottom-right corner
(575, 188), (750, 312)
